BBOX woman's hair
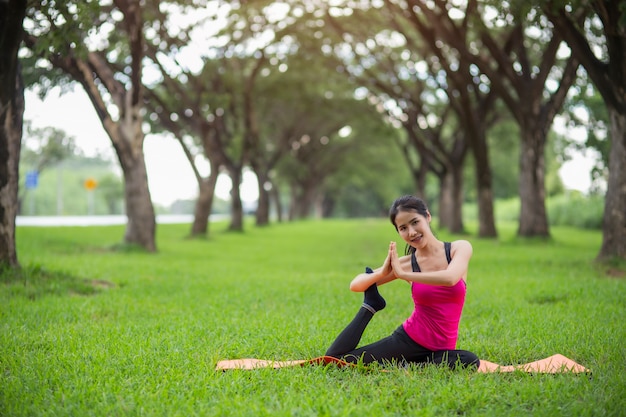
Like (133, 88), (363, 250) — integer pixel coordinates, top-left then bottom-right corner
(389, 195), (430, 255)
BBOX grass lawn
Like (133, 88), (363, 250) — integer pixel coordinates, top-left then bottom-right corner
(1, 219), (625, 416)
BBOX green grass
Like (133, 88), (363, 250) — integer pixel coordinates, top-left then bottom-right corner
(1, 219), (625, 416)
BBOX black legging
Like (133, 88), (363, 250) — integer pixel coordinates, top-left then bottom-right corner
(325, 306), (480, 370)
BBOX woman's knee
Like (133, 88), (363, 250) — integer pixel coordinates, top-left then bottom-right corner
(432, 350), (480, 370)
(459, 351), (480, 370)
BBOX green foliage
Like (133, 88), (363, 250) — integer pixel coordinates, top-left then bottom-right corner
(22, 0), (103, 92)
(563, 83), (610, 194)
(462, 197), (522, 224)
(465, 195), (604, 229)
(1, 220), (624, 416)
(21, 123), (77, 171)
(547, 192), (604, 229)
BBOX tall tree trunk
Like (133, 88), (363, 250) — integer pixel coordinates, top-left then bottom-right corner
(300, 185), (318, 219)
(0, 72), (23, 268)
(449, 166), (465, 234)
(438, 166), (464, 234)
(0, 0), (26, 268)
(438, 171), (453, 230)
(110, 0), (156, 250)
(313, 194), (325, 219)
(255, 171), (270, 226)
(411, 162), (429, 200)
(470, 131), (498, 237)
(321, 194), (335, 218)
(228, 168), (244, 231)
(117, 140), (156, 251)
(288, 187), (296, 221)
(518, 127), (549, 237)
(289, 184), (316, 220)
(270, 182), (283, 222)
(598, 108), (626, 260)
(190, 159), (219, 237)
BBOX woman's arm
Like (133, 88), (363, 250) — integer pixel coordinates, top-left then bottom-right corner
(389, 240), (473, 286)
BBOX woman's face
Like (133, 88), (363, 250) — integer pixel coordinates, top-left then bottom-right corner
(394, 209), (431, 249)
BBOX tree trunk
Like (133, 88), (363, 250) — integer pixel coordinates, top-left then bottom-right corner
(288, 188), (296, 221)
(449, 166), (465, 234)
(471, 132), (498, 237)
(255, 171), (270, 226)
(228, 168), (244, 231)
(438, 166), (464, 234)
(0, 72), (23, 268)
(518, 127), (550, 237)
(313, 194), (324, 219)
(0, 0), (26, 268)
(270, 181), (283, 222)
(321, 193), (335, 218)
(118, 143), (156, 251)
(411, 162), (429, 200)
(289, 184), (316, 220)
(190, 160), (219, 237)
(597, 108), (626, 260)
(438, 171), (453, 230)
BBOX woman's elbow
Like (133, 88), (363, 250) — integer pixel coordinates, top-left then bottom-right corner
(443, 276), (462, 286)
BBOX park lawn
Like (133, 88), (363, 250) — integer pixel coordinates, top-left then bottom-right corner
(1, 219), (625, 416)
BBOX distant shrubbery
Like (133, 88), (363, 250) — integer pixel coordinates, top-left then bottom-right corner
(547, 192), (604, 229)
(464, 192), (604, 230)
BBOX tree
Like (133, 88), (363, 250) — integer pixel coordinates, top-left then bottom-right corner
(405, 0), (578, 238)
(247, 12), (402, 224)
(276, 97), (375, 220)
(380, 1), (502, 235)
(544, 0), (626, 260)
(23, 0), (157, 251)
(145, 51), (261, 233)
(144, 1), (284, 233)
(319, 4), (468, 232)
(0, 0), (27, 268)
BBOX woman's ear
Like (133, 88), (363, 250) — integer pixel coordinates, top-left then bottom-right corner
(426, 211), (432, 222)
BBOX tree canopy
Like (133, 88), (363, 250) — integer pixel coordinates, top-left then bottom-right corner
(8, 0), (624, 263)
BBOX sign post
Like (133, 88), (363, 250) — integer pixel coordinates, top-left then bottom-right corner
(25, 171), (39, 214)
(25, 170), (39, 189)
(84, 178), (98, 215)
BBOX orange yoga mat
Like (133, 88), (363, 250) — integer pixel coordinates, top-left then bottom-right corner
(216, 354), (590, 374)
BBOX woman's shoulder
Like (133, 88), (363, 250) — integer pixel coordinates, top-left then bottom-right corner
(450, 239), (473, 255)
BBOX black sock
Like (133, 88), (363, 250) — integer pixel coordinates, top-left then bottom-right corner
(363, 267), (386, 313)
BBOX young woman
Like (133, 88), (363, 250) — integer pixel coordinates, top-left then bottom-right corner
(325, 195), (480, 369)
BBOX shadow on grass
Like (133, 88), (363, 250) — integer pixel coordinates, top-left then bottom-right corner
(0, 264), (116, 299)
(595, 257), (626, 279)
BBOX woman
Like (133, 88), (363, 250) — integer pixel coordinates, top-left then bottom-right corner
(325, 195), (480, 369)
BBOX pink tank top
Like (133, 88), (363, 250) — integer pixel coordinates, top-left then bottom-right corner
(402, 242), (466, 351)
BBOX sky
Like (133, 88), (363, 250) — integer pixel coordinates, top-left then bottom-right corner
(23, 86), (594, 208)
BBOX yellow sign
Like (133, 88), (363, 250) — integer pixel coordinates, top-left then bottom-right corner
(84, 178), (98, 191)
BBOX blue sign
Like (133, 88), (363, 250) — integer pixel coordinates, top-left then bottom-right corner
(25, 171), (39, 189)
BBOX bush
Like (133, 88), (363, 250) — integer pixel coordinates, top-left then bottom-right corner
(464, 194), (603, 230)
(547, 192), (604, 229)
